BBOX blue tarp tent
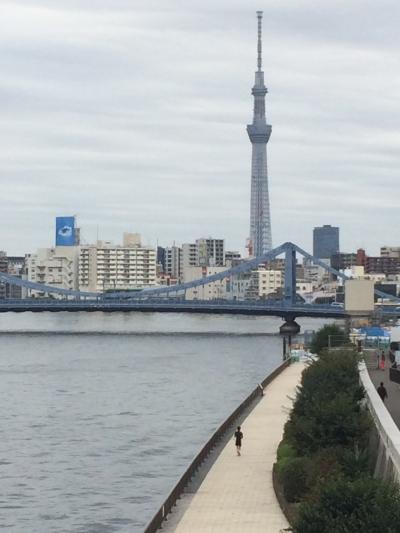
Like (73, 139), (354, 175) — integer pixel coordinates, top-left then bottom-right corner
(358, 327), (390, 338)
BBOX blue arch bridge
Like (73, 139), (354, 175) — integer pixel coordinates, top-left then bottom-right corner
(0, 242), (399, 334)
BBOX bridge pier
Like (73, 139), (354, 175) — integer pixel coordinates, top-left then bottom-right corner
(279, 317), (300, 359)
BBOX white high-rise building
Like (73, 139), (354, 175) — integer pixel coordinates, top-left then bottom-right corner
(79, 235), (156, 292)
(26, 247), (79, 297)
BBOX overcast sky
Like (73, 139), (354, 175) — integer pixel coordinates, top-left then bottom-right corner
(1, 0), (400, 256)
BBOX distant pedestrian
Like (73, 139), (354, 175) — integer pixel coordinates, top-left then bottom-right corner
(377, 382), (388, 403)
(380, 351), (386, 371)
(234, 426), (243, 456)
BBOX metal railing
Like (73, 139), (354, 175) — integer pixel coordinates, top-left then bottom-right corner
(143, 359), (291, 533)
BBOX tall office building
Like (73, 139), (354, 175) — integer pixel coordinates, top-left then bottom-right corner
(196, 238), (225, 267)
(313, 225), (339, 259)
(164, 246), (182, 280)
(247, 11), (272, 256)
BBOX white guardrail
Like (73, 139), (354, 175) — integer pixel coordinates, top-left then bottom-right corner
(359, 361), (400, 482)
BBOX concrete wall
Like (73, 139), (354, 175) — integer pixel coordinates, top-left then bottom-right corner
(359, 362), (400, 482)
(345, 279), (374, 313)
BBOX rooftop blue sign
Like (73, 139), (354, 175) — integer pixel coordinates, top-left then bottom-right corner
(56, 216), (76, 246)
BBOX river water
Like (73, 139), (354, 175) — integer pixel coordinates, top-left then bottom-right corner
(0, 312), (329, 532)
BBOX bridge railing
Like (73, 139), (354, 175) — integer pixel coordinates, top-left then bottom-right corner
(142, 359), (291, 533)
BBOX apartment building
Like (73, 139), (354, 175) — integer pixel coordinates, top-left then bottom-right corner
(183, 266), (227, 300)
(26, 247), (79, 296)
(79, 234), (156, 292)
(246, 269), (283, 299)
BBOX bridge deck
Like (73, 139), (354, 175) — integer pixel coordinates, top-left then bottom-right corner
(162, 361), (304, 533)
(0, 300), (346, 319)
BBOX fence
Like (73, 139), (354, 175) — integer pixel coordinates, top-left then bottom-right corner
(143, 358), (291, 533)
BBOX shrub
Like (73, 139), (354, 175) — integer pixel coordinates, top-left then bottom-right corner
(280, 456), (310, 503)
(294, 476), (400, 533)
(339, 445), (371, 479)
(276, 441), (298, 477)
(286, 391), (371, 455)
(277, 441), (297, 462)
(283, 348), (370, 455)
(305, 447), (342, 497)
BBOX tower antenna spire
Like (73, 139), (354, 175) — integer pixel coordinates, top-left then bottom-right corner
(247, 10), (272, 256)
(256, 10), (263, 71)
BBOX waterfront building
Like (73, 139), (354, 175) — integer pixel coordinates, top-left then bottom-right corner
(365, 256), (400, 277)
(226, 274), (252, 301)
(183, 266), (227, 300)
(79, 235), (156, 292)
(0, 252), (7, 299)
(331, 252), (357, 271)
(247, 11), (272, 256)
(196, 238), (225, 267)
(181, 243), (198, 270)
(296, 280), (314, 298)
(313, 225), (339, 259)
(156, 246), (166, 273)
(6, 256), (25, 298)
(245, 269), (282, 299)
(263, 258), (285, 272)
(225, 251), (241, 267)
(181, 239), (225, 271)
(303, 258), (332, 288)
(156, 272), (178, 287)
(381, 246), (400, 258)
(26, 246), (79, 296)
(164, 245), (182, 280)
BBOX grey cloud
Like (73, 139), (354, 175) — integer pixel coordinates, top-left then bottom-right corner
(1, 1), (400, 256)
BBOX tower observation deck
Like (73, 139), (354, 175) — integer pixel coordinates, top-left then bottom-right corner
(247, 11), (272, 256)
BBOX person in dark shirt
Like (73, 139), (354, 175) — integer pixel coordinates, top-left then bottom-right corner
(377, 382), (388, 403)
(234, 426), (243, 456)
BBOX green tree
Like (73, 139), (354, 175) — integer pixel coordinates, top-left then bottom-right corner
(294, 476), (400, 533)
(310, 324), (348, 354)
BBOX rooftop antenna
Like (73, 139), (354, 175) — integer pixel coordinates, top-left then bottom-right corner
(256, 10), (263, 72)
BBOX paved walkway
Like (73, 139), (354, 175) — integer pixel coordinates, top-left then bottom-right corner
(163, 361), (305, 533)
(365, 350), (400, 428)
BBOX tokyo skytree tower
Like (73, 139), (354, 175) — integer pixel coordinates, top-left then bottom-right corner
(247, 11), (272, 256)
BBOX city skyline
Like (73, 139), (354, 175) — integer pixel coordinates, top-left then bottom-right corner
(1, 1), (400, 256)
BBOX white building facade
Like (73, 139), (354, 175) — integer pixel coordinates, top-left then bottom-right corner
(183, 266), (227, 300)
(79, 235), (156, 292)
(26, 247), (79, 296)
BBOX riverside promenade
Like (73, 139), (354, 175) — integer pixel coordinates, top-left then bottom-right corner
(365, 350), (400, 428)
(163, 361), (305, 533)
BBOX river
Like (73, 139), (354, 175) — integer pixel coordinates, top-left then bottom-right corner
(0, 312), (330, 532)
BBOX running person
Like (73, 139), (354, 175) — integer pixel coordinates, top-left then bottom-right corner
(234, 426), (243, 456)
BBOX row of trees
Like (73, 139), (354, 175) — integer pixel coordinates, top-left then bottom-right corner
(275, 329), (400, 532)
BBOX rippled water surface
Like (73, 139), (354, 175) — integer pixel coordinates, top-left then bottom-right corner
(0, 312), (329, 532)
